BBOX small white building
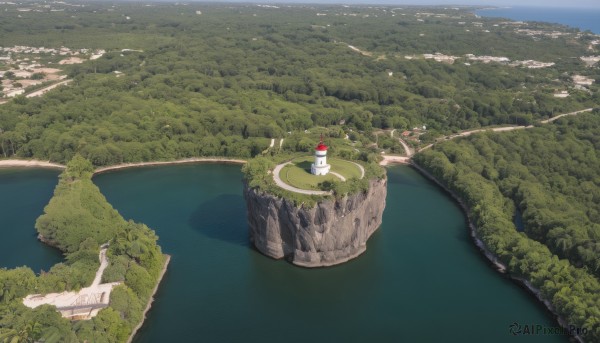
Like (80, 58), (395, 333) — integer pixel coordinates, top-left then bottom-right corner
(311, 136), (330, 176)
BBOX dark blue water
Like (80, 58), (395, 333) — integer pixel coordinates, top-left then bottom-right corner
(476, 7), (600, 34)
(0, 165), (566, 342)
(93, 164), (564, 343)
(0, 168), (62, 272)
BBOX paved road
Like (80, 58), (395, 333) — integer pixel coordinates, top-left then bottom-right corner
(540, 108), (593, 123)
(26, 79), (72, 98)
(390, 129), (414, 157)
(418, 108), (594, 152)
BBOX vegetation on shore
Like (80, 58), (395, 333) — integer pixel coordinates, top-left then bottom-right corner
(1, 4), (599, 165)
(0, 155), (166, 343)
(413, 113), (600, 342)
(0, 2), (599, 341)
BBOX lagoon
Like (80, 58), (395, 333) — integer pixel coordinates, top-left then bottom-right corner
(94, 164), (564, 343)
(0, 164), (566, 342)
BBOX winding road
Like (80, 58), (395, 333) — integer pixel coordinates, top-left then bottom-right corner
(418, 108), (594, 152)
(26, 79), (72, 98)
(380, 108), (594, 165)
(390, 129), (414, 157)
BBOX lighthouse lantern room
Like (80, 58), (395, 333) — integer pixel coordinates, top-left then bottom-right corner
(311, 135), (331, 176)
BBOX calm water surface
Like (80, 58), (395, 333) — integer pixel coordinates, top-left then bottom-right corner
(0, 165), (566, 342)
(90, 164), (564, 343)
(476, 6), (600, 34)
(0, 168), (62, 272)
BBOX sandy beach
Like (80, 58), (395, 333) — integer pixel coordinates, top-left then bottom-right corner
(0, 158), (247, 173)
(379, 155), (411, 166)
(93, 157), (247, 174)
(0, 159), (66, 169)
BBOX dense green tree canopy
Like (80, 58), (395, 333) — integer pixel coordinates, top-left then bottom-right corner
(0, 3), (598, 165)
(0, 157), (166, 342)
(414, 113), (600, 342)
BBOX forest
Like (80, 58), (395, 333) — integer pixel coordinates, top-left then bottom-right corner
(0, 3), (599, 165)
(0, 156), (166, 342)
(0, 2), (599, 342)
(413, 113), (600, 342)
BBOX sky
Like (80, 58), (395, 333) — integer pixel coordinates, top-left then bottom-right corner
(379, 0), (600, 7)
(220, 0), (600, 8)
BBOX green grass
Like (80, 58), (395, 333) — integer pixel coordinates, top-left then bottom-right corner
(281, 161), (337, 190)
(328, 158), (363, 179)
(280, 156), (363, 190)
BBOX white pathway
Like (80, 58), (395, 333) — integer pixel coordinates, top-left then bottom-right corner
(418, 108), (594, 152)
(380, 108), (595, 165)
(26, 79), (72, 98)
(272, 160), (365, 195)
(390, 129), (414, 157)
(273, 162), (331, 195)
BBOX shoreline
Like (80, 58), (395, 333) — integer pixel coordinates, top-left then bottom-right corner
(379, 155), (410, 166)
(93, 158), (247, 175)
(0, 158), (247, 174)
(409, 161), (584, 343)
(0, 159), (65, 169)
(127, 254), (171, 343)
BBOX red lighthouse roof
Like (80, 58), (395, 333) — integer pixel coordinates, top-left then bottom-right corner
(316, 135), (328, 151)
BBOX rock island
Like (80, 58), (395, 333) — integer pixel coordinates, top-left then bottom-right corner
(243, 137), (387, 267)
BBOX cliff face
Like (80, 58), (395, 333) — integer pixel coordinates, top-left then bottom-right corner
(244, 178), (387, 267)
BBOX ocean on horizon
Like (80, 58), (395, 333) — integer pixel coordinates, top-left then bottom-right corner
(475, 6), (600, 34)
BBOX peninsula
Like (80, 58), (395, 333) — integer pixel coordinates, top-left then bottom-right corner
(0, 155), (168, 342)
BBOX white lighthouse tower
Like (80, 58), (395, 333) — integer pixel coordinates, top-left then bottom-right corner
(311, 135), (330, 176)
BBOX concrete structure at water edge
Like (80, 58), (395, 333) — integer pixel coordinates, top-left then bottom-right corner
(23, 245), (121, 320)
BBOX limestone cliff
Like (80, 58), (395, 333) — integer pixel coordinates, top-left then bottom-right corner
(244, 178), (387, 267)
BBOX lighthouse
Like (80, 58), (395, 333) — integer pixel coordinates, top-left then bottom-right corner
(311, 135), (330, 176)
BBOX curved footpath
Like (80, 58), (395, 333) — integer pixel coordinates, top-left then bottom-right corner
(272, 162), (331, 196)
(271, 160), (366, 195)
(351, 161), (366, 179)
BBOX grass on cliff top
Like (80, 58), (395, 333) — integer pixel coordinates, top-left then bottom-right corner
(243, 153), (385, 207)
(280, 157), (363, 191)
